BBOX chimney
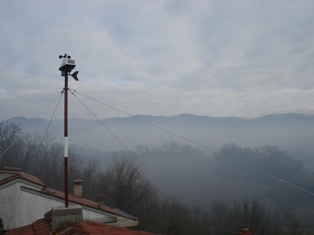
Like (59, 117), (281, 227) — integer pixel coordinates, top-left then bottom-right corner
(73, 180), (83, 197)
(52, 205), (83, 230)
(97, 194), (106, 210)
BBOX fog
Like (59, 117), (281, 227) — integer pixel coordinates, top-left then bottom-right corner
(7, 113), (314, 207)
(9, 113), (314, 166)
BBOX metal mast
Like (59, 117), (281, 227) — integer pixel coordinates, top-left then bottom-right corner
(59, 54), (79, 207)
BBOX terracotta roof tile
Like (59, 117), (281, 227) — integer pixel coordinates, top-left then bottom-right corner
(0, 174), (18, 185)
(0, 166), (21, 171)
(0, 170), (44, 186)
(41, 187), (120, 215)
(32, 219), (52, 234)
(6, 219), (51, 235)
(0, 168), (119, 216)
(54, 221), (89, 235)
(18, 171), (45, 186)
(6, 216), (157, 235)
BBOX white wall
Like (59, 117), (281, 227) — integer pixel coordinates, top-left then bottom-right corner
(0, 180), (136, 229)
(0, 181), (23, 230)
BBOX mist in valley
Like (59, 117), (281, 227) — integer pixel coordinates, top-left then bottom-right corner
(10, 113), (314, 167)
(3, 114), (314, 233)
(4, 114), (314, 206)
(8, 113), (314, 208)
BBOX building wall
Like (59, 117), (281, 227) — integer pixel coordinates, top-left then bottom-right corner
(0, 181), (136, 229)
(0, 181), (54, 229)
(0, 172), (15, 181)
(0, 181), (25, 230)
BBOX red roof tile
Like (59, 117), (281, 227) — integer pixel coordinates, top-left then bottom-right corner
(40, 187), (120, 215)
(0, 168), (118, 216)
(54, 220), (89, 235)
(1, 168), (149, 233)
(0, 166), (21, 171)
(18, 171), (45, 186)
(6, 216), (157, 235)
(0, 168), (44, 186)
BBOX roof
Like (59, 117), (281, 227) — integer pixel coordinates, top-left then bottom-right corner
(0, 167), (125, 217)
(5, 210), (156, 235)
(39, 187), (120, 215)
(0, 166), (21, 172)
(0, 167), (44, 186)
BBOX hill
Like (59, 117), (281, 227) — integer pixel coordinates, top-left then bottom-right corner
(4, 113), (314, 209)
(7, 113), (314, 165)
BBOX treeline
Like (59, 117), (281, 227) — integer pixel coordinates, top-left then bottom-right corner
(135, 141), (207, 157)
(213, 143), (314, 211)
(1, 121), (314, 234)
(213, 143), (306, 184)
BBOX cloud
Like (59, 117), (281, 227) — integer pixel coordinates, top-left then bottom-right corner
(1, 0), (314, 120)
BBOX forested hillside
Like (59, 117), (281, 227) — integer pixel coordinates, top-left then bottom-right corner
(7, 114), (314, 171)
(1, 120), (314, 234)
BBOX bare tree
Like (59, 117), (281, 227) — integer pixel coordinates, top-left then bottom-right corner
(156, 196), (210, 235)
(157, 196), (191, 235)
(0, 121), (21, 166)
(82, 158), (101, 199)
(98, 158), (158, 215)
(284, 211), (303, 235)
(209, 200), (230, 235)
(208, 199), (270, 235)
(0, 121), (21, 151)
(229, 200), (269, 234)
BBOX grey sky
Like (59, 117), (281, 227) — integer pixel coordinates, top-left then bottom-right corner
(1, 0), (314, 120)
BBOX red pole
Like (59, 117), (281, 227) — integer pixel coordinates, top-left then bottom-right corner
(64, 70), (69, 208)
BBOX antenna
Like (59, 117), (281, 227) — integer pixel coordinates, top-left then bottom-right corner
(59, 53), (79, 208)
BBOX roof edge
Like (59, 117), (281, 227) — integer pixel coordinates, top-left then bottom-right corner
(21, 186), (123, 218)
(0, 166), (22, 172)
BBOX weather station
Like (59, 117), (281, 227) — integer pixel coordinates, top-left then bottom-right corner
(59, 53), (79, 207)
(59, 54), (79, 80)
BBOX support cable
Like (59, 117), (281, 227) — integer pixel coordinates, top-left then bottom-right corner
(0, 92), (63, 160)
(38, 91), (63, 150)
(71, 89), (314, 198)
(6, 190), (23, 230)
(3, 91), (65, 230)
(0, 139), (18, 159)
(70, 90), (167, 190)
(19, 91), (63, 175)
(36, 92), (62, 118)
(71, 89), (212, 153)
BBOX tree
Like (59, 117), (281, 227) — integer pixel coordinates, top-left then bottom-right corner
(81, 158), (101, 199)
(209, 200), (230, 235)
(208, 199), (270, 235)
(284, 211), (303, 235)
(154, 196), (211, 235)
(0, 121), (21, 151)
(157, 196), (193, 235)
(0, 121), (21, 166)
(229, 200), (269, 234)
(213, 144), (305, 185)
(98, 158), (159, 219)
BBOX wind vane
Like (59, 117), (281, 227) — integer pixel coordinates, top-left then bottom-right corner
(59, 53), (79, 207)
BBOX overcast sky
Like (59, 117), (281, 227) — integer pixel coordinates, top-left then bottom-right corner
(1, 0), (314, 120)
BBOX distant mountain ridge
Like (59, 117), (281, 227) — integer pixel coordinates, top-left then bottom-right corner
(5, 113), (314, 167)
(8, 112), (314, 126)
